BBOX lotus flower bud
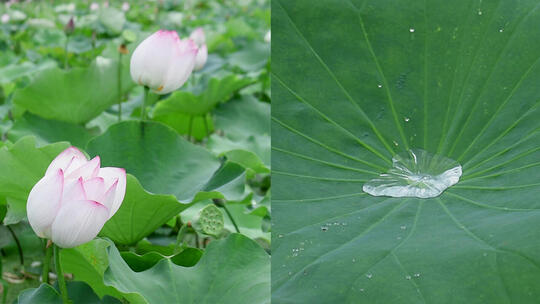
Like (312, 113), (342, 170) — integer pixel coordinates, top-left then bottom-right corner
(64, 17), (75, 35)
(26, 147), (126, 248)
(189, 28), (205, 47)
(130, 30), (198, 94)
(90, 2), (99, 11)
(1, 14), (9, 24)
(189, 28), (207, 71)
(194, 44), (207, 71)
(122, 2), (130, 12)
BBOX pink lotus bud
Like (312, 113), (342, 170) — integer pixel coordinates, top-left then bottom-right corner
(64, 17), (75, 35)
(122, 2), (130, 11)
(26, 147), (126, 248)
(194, 44), (207, 71)
(189, 27), (205, 47)
(130, 30), (198, 94)
(1, 14), (9, 24)
(90, 2), (99, 11)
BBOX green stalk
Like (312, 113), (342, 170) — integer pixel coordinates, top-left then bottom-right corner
(54, 245), (70, 304)
(42, 241), (52, 284)
(222, 205), (241, 233)
(141, 86), (149, 121)
(6, 226), (23, 267)
(117, 51), (123, 122)
(64, 36), (69, 69)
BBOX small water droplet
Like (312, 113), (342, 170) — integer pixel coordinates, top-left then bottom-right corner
(359, 288), (365, 292)
(303, 270), (308, 276)
(414, 273), (420, 278)
(366, 273), (373, 279)
(478, 10), (483, 15)
(396, 236), (402, 240)
(404, 117), (410, 122)
(288, 271), (292, 276)
(405, 275), (412, 280)
(483, 252), (488, 257)
(321, 226), (328, 232)
(499, 28), (504, 33)
(409, 28), (415, 33)
(377, 84), (382, 88)
(278, 234), (284, 238)
(352, 258), (356, 263)
(393, 140), (399, 146)
(400, 225), (407, 230)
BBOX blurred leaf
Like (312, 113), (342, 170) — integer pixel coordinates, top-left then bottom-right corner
(223, 149), (270, 173)
(153, 113), (213, 141)
(104, 234), (270, 304)
(0, 137), (69, 224)
(208, 95), (270, 168)
(7, 113), (93, 149)
(86, 121), (245, 202)
(228, 42), (270, 72)
(0, 60), (56, 85)
(13, 57), (134, 124)
(98, 8), (126, 35)
(153, 74), (254, 117)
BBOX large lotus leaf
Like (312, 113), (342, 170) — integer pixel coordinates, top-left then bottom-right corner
(0, 60), (56, 84)
(104, 234), (270, 304)
(272, 0), (540, 302)
(7, 113), (93, 148)
(99, 174), (190, 245)
(86, 121), (245, 202)
(13, 56), (134, 124)
(0, 136), (69, 224)
(152, 74), (254, 117)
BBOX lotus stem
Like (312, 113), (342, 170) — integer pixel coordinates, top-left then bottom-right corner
(41, 240), (52, 284)
(141, 86), (149, 121)
(117, 50), (123, 122)
(6, 226), (23, 267)
(54, 244), (70, 304)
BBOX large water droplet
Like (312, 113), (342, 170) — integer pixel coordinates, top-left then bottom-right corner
(409, 28), (415, 33)
(363, 149), (462, 198)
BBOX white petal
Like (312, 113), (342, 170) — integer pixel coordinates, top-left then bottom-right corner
(51, 200), (109, 248)
(130, 30), (198, 94)
(158, 39), (198, 94)
(98, 167), (126, 218)
(83, 177), (105, 202)
(62, 177), (86, 203)
(193, 44), (208, 71)
(45, 147), (87, 176)
(27, 169), (64, 239)
(65, 156), (100, 180)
